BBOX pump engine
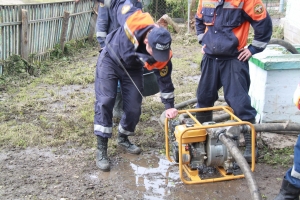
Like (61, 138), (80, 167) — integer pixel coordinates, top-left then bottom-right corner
(164, 106), (256, 184)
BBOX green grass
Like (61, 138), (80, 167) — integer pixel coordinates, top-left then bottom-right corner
(260, 146), (294, 167)
(0, 39), (98, 149)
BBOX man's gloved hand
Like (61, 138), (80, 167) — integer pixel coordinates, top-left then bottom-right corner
(197, 34), (204, 44)
(165, 108), (178, 119)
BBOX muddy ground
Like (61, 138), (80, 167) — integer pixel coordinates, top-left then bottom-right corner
(0, 34), (297, 200)
(0, 145), (290, 200)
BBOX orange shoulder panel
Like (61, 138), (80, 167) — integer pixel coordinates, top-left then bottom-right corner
(243, 0), (267, 21)
(126, 10), (154, 33)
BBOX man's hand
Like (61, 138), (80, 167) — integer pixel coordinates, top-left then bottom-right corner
(238, 48), (252, 61)
(201, 44), (206, 55)
(165, 108), (178, 119)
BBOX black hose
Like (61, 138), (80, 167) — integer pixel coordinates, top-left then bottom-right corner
(268, 38), (299, 54)
(218, 133), (262, 200)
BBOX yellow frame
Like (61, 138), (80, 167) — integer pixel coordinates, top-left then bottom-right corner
(164, 106), (256, 184)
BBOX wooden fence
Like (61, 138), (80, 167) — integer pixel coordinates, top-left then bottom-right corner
(0, 0), (97, 74)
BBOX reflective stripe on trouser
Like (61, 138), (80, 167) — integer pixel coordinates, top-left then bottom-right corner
(286, 135), (300, 188)
(196, 55), (257, 121)
(94, 52), (143, 138)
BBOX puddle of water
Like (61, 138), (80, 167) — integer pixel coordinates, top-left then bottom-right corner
(130, 158), (178, 197)
(95, 153), (179, 199)
(93, 153), (250, 199)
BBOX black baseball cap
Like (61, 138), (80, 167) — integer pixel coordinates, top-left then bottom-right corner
(148, 27), (172, 62)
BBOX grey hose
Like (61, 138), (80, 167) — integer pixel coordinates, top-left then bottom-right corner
(218, 133), (262, 200)
(254, 123), (300, 132)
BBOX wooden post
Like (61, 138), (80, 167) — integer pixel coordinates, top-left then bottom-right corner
(189, 0), (196, 33)
(60, 11), (70, 52)
(21, 9), (29, 61)
(87, 3), (98, 42)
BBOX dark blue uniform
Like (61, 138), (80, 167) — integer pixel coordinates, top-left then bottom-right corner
(96, 3), (119, 48)
(286, 135), (300, 188)
(94, 0), (174, 138)
(195, 0), (272, 121)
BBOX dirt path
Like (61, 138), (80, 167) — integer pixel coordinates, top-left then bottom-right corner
(0, 145), (289, 200)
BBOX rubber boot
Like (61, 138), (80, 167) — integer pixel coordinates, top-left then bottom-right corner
(274, 178), (300, 200)
(195, 111), (212, 124)
(117, 133), (141, 154)
(113, 92), (123, 119)
(243, 119), (258, 163)
(96, 136), (110, 172)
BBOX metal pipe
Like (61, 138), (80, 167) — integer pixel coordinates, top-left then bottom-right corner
(187, 0), (192, 33)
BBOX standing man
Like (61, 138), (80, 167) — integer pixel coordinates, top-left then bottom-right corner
(94, 0), (177, 172)
(96, 0), (143, 119)
(275, 83), (300, 199)
(195, 0), (272, 162)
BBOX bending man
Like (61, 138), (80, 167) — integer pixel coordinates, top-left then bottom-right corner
(94, 0), (177, 171)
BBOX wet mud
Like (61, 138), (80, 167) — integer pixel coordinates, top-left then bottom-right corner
(0, 147), (287, 199)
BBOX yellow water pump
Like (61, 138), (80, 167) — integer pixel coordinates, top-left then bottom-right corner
(165, 106), (256, 184)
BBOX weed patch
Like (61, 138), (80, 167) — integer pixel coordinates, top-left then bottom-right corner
(260, 146), (294, 167)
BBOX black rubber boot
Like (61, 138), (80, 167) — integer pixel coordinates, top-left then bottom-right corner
(243, 119), (258, 163)
(274, 178), (300, 200)
(96, 136), (110, 172)
(113, 92), (123, 119)
(195, 111), (213, 124)
(118, 133), (141, 154)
